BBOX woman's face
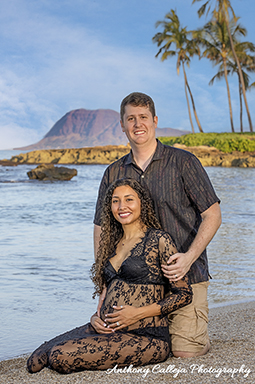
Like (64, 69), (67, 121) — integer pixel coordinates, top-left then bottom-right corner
(111, 185), (141, 226)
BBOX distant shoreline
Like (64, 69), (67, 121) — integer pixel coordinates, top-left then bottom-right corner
(1, 143), (255, 167)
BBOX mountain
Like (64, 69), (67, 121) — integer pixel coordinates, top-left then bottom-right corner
(15, 108), (190, 150)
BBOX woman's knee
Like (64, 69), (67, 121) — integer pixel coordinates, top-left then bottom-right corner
(48, 347), (70, 374)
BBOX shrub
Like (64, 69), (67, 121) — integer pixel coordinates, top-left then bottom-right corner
(158, 132), (255, 153)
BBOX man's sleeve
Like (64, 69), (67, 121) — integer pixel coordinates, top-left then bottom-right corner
(182, 154), (220, 214)
(93, 169), (109, 226)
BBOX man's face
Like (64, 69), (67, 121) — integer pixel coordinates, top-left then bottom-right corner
(120, 104), (158, 147)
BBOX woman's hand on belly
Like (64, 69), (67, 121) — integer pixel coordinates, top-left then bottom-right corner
(105, 302), (162, 331)
(104, 305), (142, 330)
(90, 313), (114, 334)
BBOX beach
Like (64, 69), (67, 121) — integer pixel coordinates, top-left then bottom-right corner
(0, 300), (254, 384)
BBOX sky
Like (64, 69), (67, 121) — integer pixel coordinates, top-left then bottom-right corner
(0, 0), (254, 149)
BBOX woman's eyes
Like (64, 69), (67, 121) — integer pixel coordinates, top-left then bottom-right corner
(112, 198), (133, 203)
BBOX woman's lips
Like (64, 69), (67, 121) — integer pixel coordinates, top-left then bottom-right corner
(118, 212), (131, 218)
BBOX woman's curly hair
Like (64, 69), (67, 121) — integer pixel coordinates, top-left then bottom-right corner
(90, 178), (161, 298)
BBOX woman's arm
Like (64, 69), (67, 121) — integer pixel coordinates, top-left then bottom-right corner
(96, 285), (107, 317)
(157, 233), (193, 316)
(158, 274), (192, 316)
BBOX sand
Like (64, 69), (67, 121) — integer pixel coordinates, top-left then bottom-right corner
(0, 300), (254, 384)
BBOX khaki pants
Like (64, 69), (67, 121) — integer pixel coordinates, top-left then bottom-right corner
(168, 281), (209, 353)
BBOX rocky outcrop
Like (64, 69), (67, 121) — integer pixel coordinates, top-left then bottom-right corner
(27, 164), (77, 180)
(173, 144), (255, 167)
(14, 108), (190, 151)
(10, 145), (131, 164)
(6, 143), (255, 167)
(0, 159), (18, 166)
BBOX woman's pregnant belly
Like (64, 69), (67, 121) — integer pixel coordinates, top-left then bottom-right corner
(100, 279), (166, 332)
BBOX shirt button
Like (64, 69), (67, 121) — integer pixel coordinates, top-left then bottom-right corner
(141, 175), (144, 179)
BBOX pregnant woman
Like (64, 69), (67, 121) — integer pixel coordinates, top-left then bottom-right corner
(27, 178), (192, 374)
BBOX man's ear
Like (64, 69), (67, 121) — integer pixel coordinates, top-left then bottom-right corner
(154, 116), (158, 128)
(120, 120), (125, 132)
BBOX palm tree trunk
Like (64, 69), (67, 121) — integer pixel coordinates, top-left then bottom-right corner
(185, 78), (204, 133)
(182, 62), (195, 133)
(226, 23), (253, 132)
(239, 76), (243, 132)
(223, 57), (235, 132)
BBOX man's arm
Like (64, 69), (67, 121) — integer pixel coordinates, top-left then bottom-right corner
(94, 224), (102, 260)
(161, 202), (222, 281)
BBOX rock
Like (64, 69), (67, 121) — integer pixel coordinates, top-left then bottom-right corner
(173, 144), (255, 168)
(27, 164), (77, 181)
(0, 159), (17, 166)
(10, 145), (131, 165)
(6, 143), (255, 168)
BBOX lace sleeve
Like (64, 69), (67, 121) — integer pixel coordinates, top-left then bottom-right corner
(157, 233), (193, 317)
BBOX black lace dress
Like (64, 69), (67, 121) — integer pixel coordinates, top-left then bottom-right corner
(27, 228), (192, 374)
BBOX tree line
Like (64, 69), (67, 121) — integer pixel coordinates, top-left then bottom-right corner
(152, 0), (255, 133)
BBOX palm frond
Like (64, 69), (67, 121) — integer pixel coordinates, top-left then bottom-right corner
(209, 69), (226, 85)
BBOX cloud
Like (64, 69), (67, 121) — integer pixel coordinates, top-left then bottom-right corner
(0, 0), (180, 148)
(0, 123), (42, 150)
(0, 0), (254, 149)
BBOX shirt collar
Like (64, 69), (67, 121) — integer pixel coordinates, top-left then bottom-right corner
(125, 139), (165, 166)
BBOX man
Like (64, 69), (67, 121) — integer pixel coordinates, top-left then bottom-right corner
(93, 92), (221, 358)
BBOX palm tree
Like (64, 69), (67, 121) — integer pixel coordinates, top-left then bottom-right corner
(152, 9), (203, 133)
(230, 42), (255, 131)
(194, 15), (246, 132)
(192, 0), (253, 131)
(199, 25), (255, 132)
(210, 59), (254, 132)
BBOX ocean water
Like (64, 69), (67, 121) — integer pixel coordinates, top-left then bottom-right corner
(0, 150), (255, 361)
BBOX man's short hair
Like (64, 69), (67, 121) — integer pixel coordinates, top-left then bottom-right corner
(120, 92), (156, 121)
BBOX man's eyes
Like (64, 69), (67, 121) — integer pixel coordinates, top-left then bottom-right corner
(127, 116), (147, 121)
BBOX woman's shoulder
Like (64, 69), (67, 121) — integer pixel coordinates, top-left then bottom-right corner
(147, 228), (173, 241)
(147, 228), (177, 255)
